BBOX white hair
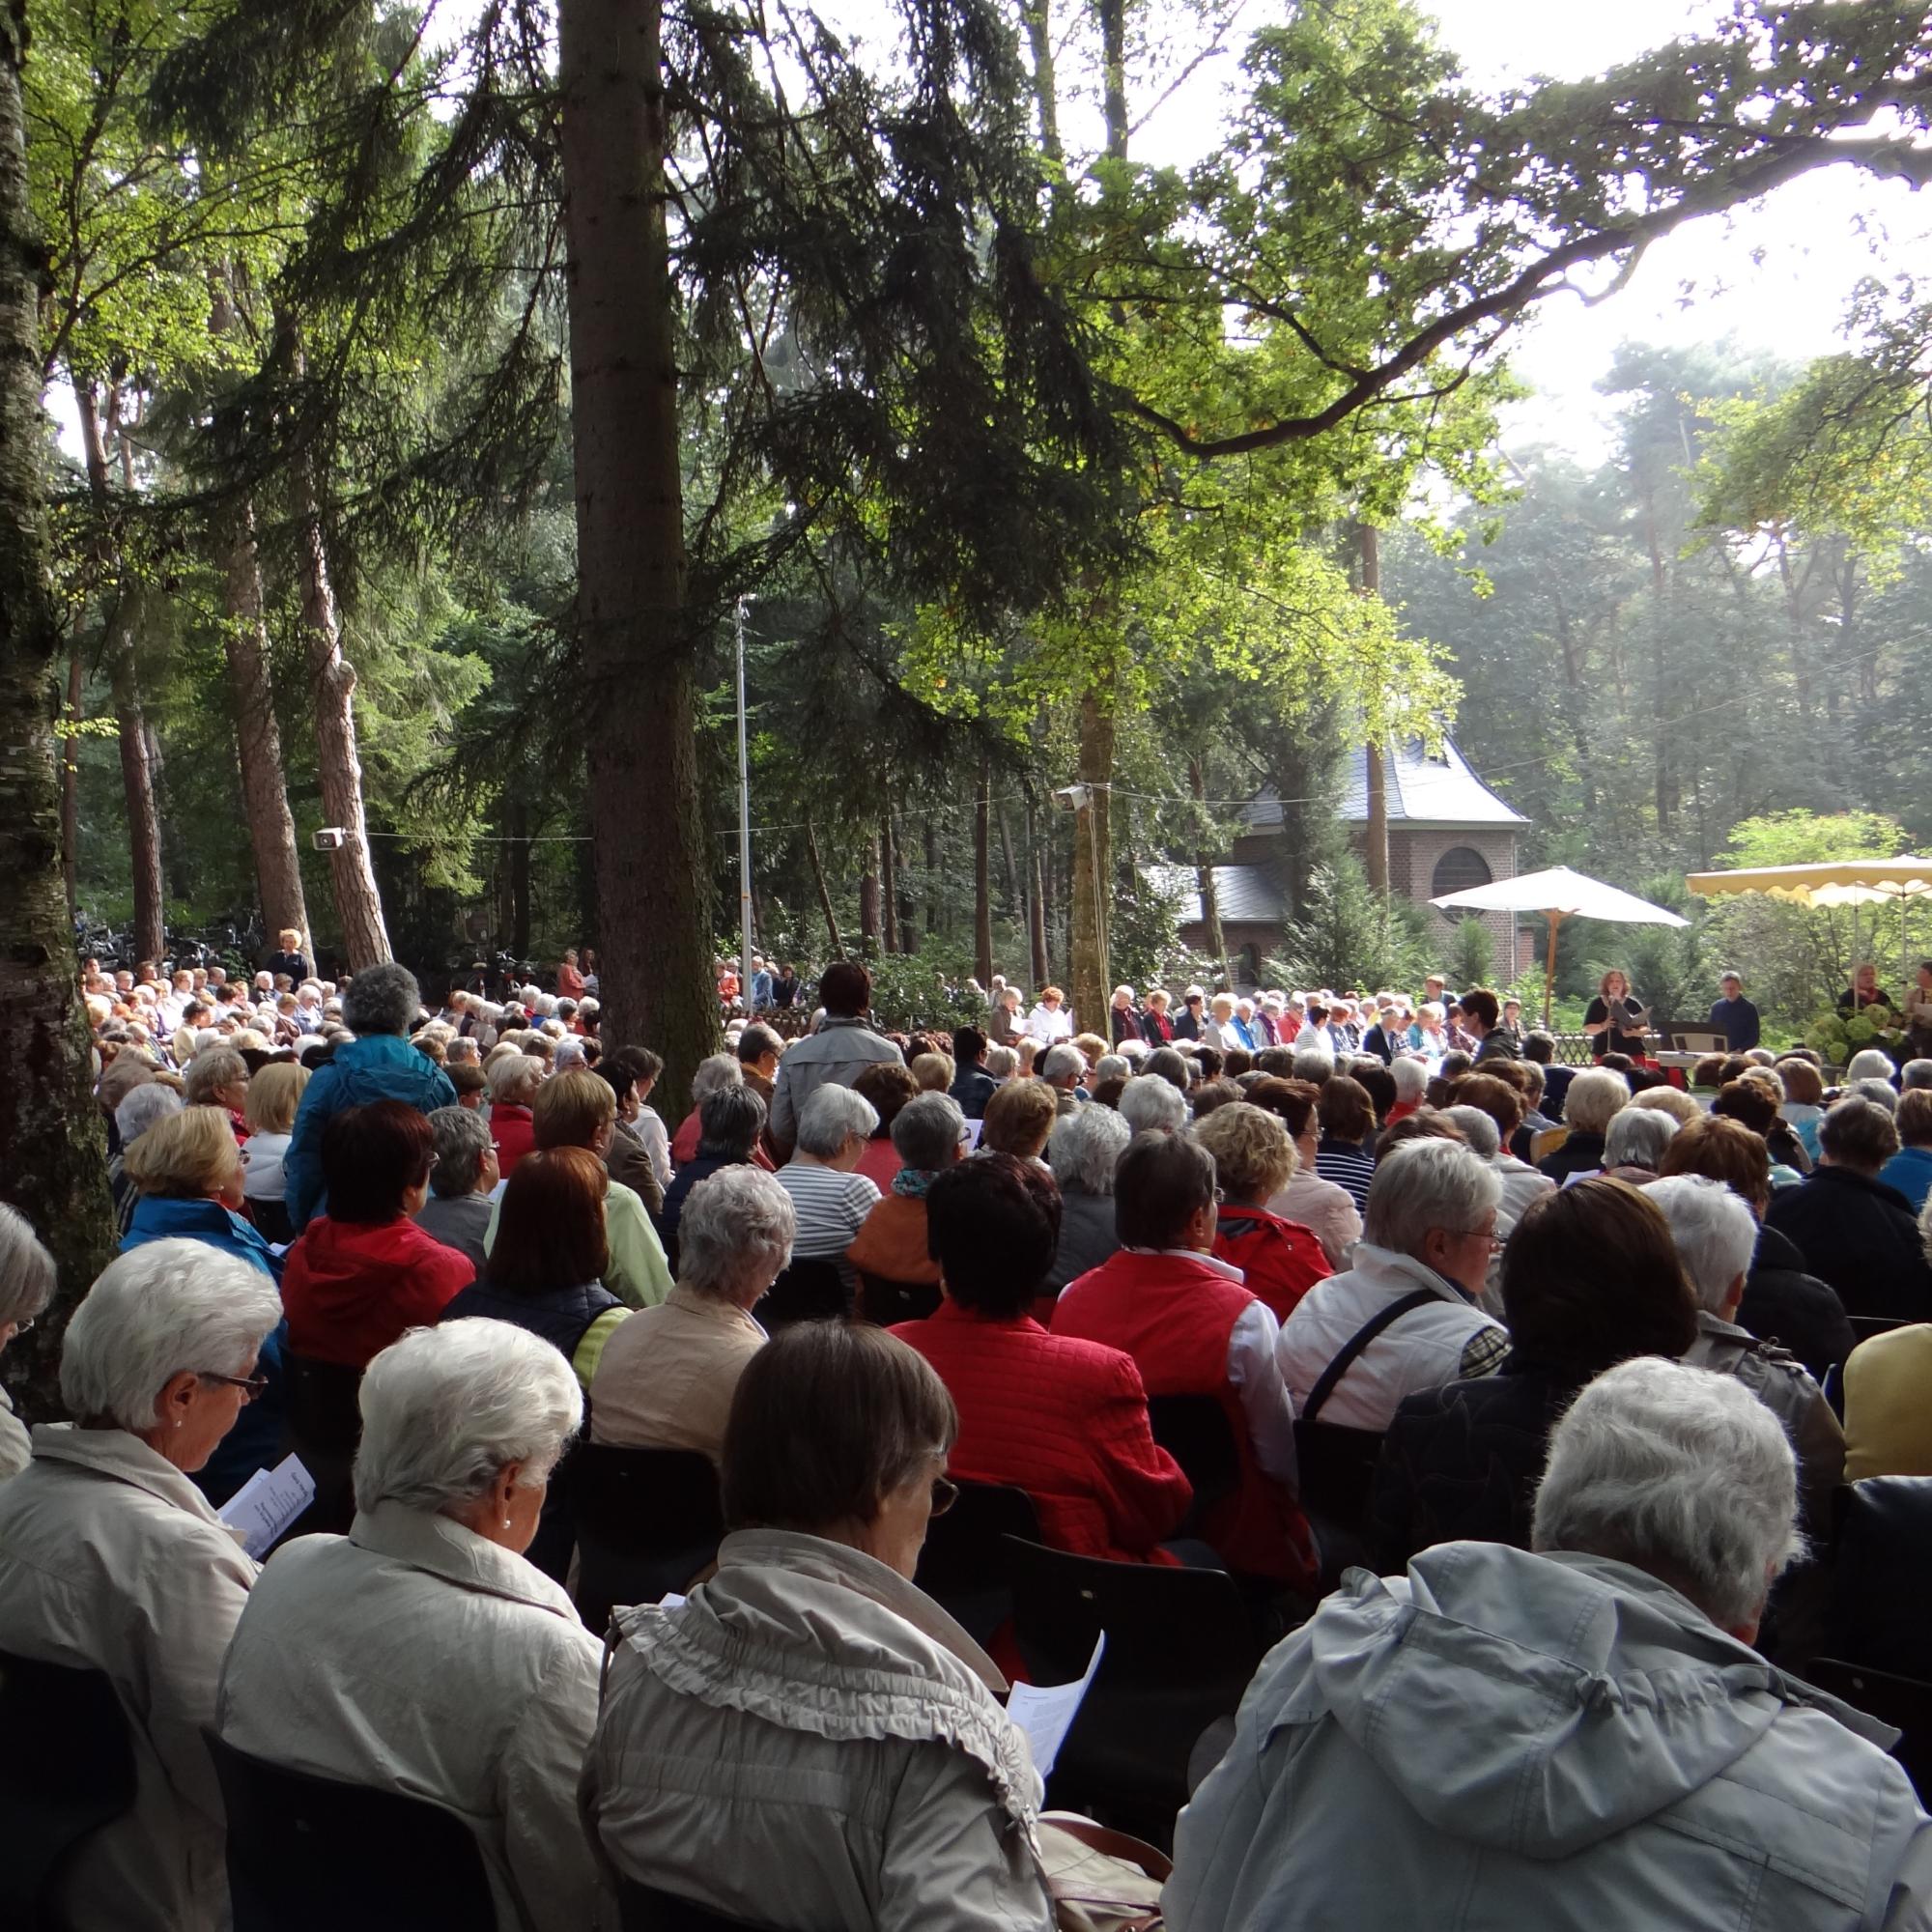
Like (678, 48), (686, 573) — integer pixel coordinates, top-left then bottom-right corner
(892, 1092), (966, 1171)
(985, 1045), (1018, 1079)
(1846, 1049), (1896, 1085)
(1118, 1074), (1187, 1136)
(1605, 1107), (1678, 1172)
(1564, 1067), (1632, 1134)
(1049, 1104), (1132, 1194)
(116, 1082), (185, 1146)
(1532, 1357), (1802, 1630)
(1094, 1054), (1128, 1083)
(1443, 1105), (1500, 1159)
(0, 1204), (56, 1328)
(1292, 1047), (1334, 1084)
(1362, 1138), (1502, 1258)
(1901, 1059), (1932, 1093)
(691, 1053), (744, 1103)
(795, 1083), (879, 1156)
(1646, 1175), (1757, 1313)
(679, 1165), (796, 1300)
(355, 1320), (582, 1516)
(487, 1054), (543, 1105)
(1851, 1077), (1899, 1114)
(1040, 1043), (1086, 1084)
(1389, 1058), (1429, 1101)
(60, 1240), (282, 1433)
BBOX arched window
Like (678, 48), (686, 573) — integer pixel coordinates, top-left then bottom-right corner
(1431, 846), (1493, 897)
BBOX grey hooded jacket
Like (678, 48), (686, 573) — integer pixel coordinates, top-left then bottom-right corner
(1167, 1541), (1932, 1932)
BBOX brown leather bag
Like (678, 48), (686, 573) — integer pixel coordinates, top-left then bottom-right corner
(1037, 1812), (1168, 1932)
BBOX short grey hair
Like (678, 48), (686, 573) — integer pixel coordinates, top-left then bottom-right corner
(1292, 1047), (1335, 1084)
(1041, 1043), (1086, 1085)
(116, 1082), (184, 1146)
(355, 1319), (582, 1516)
(1564, 1067), (1631, 1134)
(341, 961), (423, 1037)
(488, 1053), (542, 1106)
(1852, 1077), (1899, 1114)
(1444, 1105), (1500, 1159)
(1363, 1138), (1502, 1257)
(0, 1204), (56, 1329)
(1646, 1175), (1757, 1313)
(1532, 1357), (1801, 1630)
(1847, 1049), (1896, 1085)
(1901, 1059), (1932, 1093)
(892, 1092), (965, 1171)
(1118, 1073), (1187, 1136)
(679, 1166), (796, 1300)
(60, 1239), (282, 1432)
(795, 1083), (878, 1157)
(1094, 1054), (1128, 1083)
(691, 1053), (744, 1103)
(1390, 1057), (1429, 1101)
(985, 1045), (1018, 1079)
(1048, 1104), (1131, 1194)
(427, 1106), (492, 1197)
(183, 1046), (246, 1106)
(1605, 1106), (1678, 1172)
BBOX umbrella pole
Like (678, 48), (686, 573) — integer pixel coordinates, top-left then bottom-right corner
(1544, 910), (1562, 1032)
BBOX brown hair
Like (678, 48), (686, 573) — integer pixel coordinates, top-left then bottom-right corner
(1820, 1097), (1901, 1171)
(1775, 1058), (1825, 1107)
(1246, 1076), (1321, 1140)
(1189, 1078), (1242, 1120)
(1710, 1079), (1778, 1138)
(485, 1146), (610, 1293)
(1376, 1110), (1467, 1154)
(925, 1154), (1062, 1316)
(1501, 1179), (1697, 1378)
(533, 1068), (616, 1151)
(1448, 1072), (1521, 1139)
(321, 1100), (434, 1223)
(722, 1321), (955, 1531)
(1116, 1129), (1217, 1248)
(1657, 1114), (1773, 1214)
(1897, 1088), (1932, 1149)
(980, 1077), (1058, 1160)
(854, 1061), (919, 1135)
(1193, 1102), (1295, 1204)
(1460, 988), (1500, 1031)
(1317, 1074), (1375, 1146)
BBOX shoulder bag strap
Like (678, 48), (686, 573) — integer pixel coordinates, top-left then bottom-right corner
(1302, 1288), (1439, 1424)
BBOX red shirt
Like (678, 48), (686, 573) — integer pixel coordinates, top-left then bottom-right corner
(556, 963), (586, 999)
(892, 1303), (1189, 1563)
(282, 1215), (474, 1368)
(1212, 1206), (1331, 1322)
(671, 1107), (775, 1172)
(491, 1102), (536, 1176)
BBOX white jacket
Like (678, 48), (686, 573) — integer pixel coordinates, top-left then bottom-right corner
(1278, 1243), (1505, 1431)
(217, 1501), (605, 1932)
(583, 1528), (1055, 1931)
(0, 1386), (27, 1479)
(0, 1424), (258, 1930)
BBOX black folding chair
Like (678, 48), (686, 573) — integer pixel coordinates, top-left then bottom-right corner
(1147, 1394), (1241, 1541)
(208, 1731), (495, 1931)
(572, 1443), (725, 1635)
(618, 1878), (784, 1931)
(1004, 1535), (1261, 1848)
(1804, 1660), (1932, 1803)
(282, 1351), (364, 1534)
(913, 1482), (1041, 1648)
(0, 1651), (136, 1931)
(1293, 1418), (1386, 1582)
(858, 1271), (942, 1327)
(757, 1257), (849, 1330)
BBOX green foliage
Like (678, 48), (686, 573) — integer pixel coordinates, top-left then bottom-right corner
(1107, 868), (1183, 998)
(861, 952), (987, 1035)
(1448, 917), (1493, 991)
(1716, 810), (1906, 868)
(1271, 859), (1434, 993)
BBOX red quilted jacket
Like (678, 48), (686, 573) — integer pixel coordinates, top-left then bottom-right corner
(891, 1303), (1191, 1563)
(1213, 1206), (1331, 1321)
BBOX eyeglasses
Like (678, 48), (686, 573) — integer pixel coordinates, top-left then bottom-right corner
(1212, 1186), (1226, 1205)
(929, 1476), (959, 1518)
(8, 1316), (32, 1336)
(199, 1372), (270, 1403)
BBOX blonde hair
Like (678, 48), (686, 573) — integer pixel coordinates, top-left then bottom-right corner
(980, 1077), (1058, 1160)
(124, 1106), (242, 1198)
(908, 1052), (954, 1094)
(183, 1046), (247, 1108)
(532, 1067), (616, 1150)
(1193, 1101), (1295, 1202)
(278, 927), (303, 948)
(1629, 1085), (1698, 1127)
(243, 1060), (310, 1135)
(488, 1054), (543, 1106)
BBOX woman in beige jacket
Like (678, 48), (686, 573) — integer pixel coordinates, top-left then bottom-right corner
(217, 1319), (604, 1932)
(583, 1321), (1056, 1931)
(0, 1238), (281, 1930)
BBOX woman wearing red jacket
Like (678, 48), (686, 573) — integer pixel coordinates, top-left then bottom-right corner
(892, 1153), (1191, 1564)
(282, 1101), (474, 1369)
(1195, 1102), (1332, 1321)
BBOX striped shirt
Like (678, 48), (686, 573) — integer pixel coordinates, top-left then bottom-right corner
(774, 1161), (882, 1262)
(1315, 1140), (1378, 1213)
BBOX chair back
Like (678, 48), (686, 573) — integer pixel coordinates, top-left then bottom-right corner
(912, 1482), (1041, 1647)
(858, 1271), (941, 1327)
(1804, 1660), (1932, 1802)
(0, 1650), (136, 1930)
(1293, 1418), (1384, 1531)
(1848, 1315), (1910, 1344)
(617, 1876), (779, 1931)
(572, 1443), (725, 1634)
(1147, 1395), (1240, 1538)
(208, 1731), (496, 1931)
(757, 1257), (848, 1329)
(1827, 1476), (1932, 1684)
(282, 1351), (365, 1534)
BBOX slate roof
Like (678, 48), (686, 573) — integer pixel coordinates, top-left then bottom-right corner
(1145, 864), (1286, 927)
(1242, 736), (1526, 832)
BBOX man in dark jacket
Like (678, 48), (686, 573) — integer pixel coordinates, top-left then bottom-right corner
(947, 1025), (999, 1122)
(1765, 1098), (1932, 1323)
(1708, 971), (1761, 1052)
(1741, 1223), (1857, 1382)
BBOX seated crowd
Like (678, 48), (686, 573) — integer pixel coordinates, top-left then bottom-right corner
(5, 953), (1932, 1925)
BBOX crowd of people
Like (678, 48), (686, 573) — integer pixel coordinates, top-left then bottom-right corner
(4, 942), (1932, 1925)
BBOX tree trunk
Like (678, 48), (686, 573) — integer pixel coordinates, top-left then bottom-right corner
(1189, 755), (1230, 988)
(0, 14), (117, 1416)
(1029, 799), (1051, 988)
(974, 754), (993, 985)
(506, 797), (531, 960)
(923, 817), (939, 938)
(1020, 0), (1062, 167)
(1641, 491), (1672, 834)
(860, 838), (882, 953)
(804, 814), (843, 957)
(558, 0), (716, 1117)
(1068, 686), (1115, 1030)
(1356, 523), (1389, 894)
(996, 800), (1019, 906)
(880, 811), (899, 953)
(59, 639), (81, 913)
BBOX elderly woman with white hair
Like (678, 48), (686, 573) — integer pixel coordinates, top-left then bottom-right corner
(1601, 1103), (1679, 1183)
(0, 1205), (55, 1478)
(1536, 1065), (1630, 1183)
(591, 1166), (795, 1462)
(1170, 1357), (1932, 1931)
(1117, 1070), (1188, 1136)
(110, 1078), (185, 1236)
(282, 962), (456, 1229)
(0, 1241), (281, 1931)
(1044, 1101), (1131, 1293)
(216, 1321), (602, 1932)
(774, 1085), (882, 1293)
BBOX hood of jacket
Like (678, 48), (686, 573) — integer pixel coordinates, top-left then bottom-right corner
(612, 1527), (1037, 1827)
(288, 1215), (448, 1303)
(326, 1032), (454, 1110)
(1290, 1540), (1889, 1861)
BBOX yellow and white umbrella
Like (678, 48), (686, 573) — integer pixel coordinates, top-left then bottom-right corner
(1685, 856), (1932, 980)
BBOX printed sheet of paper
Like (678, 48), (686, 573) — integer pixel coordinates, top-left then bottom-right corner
(961, 1119), (985, 1151)
(1007, 1634), (1105, 1778)
(218, 1454), (317, 1558)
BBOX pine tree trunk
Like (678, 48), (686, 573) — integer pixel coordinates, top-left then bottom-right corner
(880, 812), (899, 953)
(860, 838), (882, 953)
(1029, 802), (1051, 988)
(923, 817), (939, 939)
(1068, 686), (1114, 1030)
(0, 13), (117, 1416)
(1356, 523), (1390, 894)
(805, 814), (843, 956)
(1190, 755), (1230, 987)
(507, 797), (531, 959)
(60, 639), (80, 912)
(559, 0), (717, 1118)
(974, 755), (993, 985)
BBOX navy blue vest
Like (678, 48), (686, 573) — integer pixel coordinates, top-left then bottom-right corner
(439, 1278), (622, 1361)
